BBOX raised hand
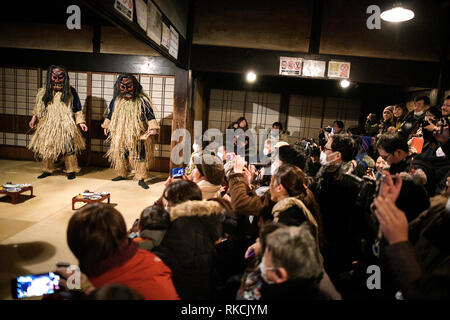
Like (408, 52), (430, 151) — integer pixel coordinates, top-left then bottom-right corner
(245, 238), (262, 259)
(379, 171), (403, 203)
(373, 196), (409, 245)
(234, 155), (246, 174)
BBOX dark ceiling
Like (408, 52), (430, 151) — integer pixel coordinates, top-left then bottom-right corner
(193, 0), (448, 62)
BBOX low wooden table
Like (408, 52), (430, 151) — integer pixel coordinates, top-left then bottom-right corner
(0, 186), (33, 204)
(72, 193), (111, 210)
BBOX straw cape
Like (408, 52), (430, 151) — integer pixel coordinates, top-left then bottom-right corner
(28, 87), (86, 160)
(103, 93), (159, 180)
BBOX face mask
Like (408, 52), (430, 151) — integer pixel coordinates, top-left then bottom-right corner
(271, 129), (280, 137)
(414, 111), (424, 117)
(259, 256), (276, 284)
(263, 148), (269, 156)
(320, 151), (328, 166)
(193, 143), (201, 152)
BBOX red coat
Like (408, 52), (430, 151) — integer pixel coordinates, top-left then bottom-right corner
(90, 248), (180, 300)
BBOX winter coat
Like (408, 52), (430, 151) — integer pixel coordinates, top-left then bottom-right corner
(315, 164), (376, 278)
(228, 172), (275, 240)
(153, 200), (226, 300)
(88, 240), (179, 300)
(272, 196), (318, 228)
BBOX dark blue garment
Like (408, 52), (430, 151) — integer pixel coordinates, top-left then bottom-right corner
(70, 86), (82, 113)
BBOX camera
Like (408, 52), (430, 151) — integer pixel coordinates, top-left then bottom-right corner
(323, 127), (332, 133)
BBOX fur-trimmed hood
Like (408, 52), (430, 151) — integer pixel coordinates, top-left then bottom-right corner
(169, 200), (226, 222)
(272, 197), (318, 230)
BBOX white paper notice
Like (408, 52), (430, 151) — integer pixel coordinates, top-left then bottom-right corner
(169, 26), (179, 59)
(114, 0), (133, 22)
(147, 0), (162, 45)
(327, 61), (351, 78)
(135, 0), (147, 31)
(279, 57), (303, 76)
(302, 60), (326, 77)
(161, 23), (170, 50)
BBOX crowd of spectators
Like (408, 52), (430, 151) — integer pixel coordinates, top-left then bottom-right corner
(54, 95), (450, 300)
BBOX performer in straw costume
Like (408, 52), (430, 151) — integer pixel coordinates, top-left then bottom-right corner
(28, 65), (87, 179)
(102, 74), (159, 189)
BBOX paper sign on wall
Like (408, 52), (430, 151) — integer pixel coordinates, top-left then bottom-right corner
(327, 61), (351, 78)
(279, 57), (303, 76)
(161, 22), (171, 50)
(147, 0), (162, 45)
(135, 0), (147, 30)
(169, 26), (179, 59)
(302, 60), (326, 77)
(114, 0), (133, 22)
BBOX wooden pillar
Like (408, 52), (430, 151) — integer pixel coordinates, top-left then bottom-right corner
(171, 68), (192, 169)
(279, 91), (290, 131)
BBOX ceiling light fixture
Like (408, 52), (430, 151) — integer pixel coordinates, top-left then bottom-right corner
(340, 79), (350, 88)
(381, 2), (415, 22)
(246, 71), (257, 83)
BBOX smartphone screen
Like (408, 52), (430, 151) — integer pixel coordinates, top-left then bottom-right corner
(12, 272), (60, 299)
(171, 167), (185, 178)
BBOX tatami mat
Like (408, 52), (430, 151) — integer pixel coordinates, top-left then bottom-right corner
(0, 159), (168, 300)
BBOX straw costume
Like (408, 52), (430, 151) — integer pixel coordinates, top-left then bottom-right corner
(28, 65), (87, 179)
(102, 75), (159, 189)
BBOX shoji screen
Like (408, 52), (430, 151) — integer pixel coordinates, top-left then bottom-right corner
(208, 89), (281, 132)
(287, 95), (324, 143)
(0, 67), (38, 146)
(321, 97), (360, 131)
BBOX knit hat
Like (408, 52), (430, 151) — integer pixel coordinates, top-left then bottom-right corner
(194, 154), (225, 186)
(383, 106), (394, 115)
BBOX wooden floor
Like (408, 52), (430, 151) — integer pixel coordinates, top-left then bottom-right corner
(0, 159), (168, 300)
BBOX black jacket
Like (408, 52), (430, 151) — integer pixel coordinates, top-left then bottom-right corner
(153, 200), (225, 300)
(315, 164), (376, 277)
